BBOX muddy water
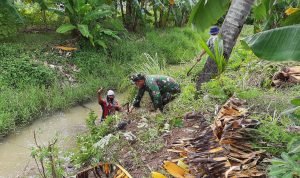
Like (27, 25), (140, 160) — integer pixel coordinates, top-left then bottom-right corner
(0, 101), (102, 178)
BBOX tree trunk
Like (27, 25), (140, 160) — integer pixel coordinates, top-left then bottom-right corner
(196, 57), (219, 91)
(196, 0), (255, 91)
(181, 10), (187, 27)
(133, 8), (138, 31)
(125, 0), (133, 31)
(221, 0), (255, 59)
(42, 10), (47, 30)
(159, 8), (164, 27)
(172, 8), (179, 26)
(165, 4), (172, 27)
(154, 9), (158, 28)
(120, 0), (125, 24)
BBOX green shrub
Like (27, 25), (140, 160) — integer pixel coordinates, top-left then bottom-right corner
(201, 75), (238, 102)
(133, 53), (166, 75)
(268, 138), (300, 178)
(0, 54), (56, 88)
(170, 117), (184, 128)
(109, 28), (200, 65)
(255, 115), (298, 154)
(237, 88), (262, 100)
(72, 113), (118, 166)
(0, 0), (23, 39)
(16, 2), (63, 28)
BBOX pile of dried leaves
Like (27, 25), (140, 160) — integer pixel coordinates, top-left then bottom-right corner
(161, 97), (267, 178)
(272, 66), (300, 87)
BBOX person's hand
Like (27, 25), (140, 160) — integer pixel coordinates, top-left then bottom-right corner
(97, 87), (103, 94)
(128, 106), (134, 114)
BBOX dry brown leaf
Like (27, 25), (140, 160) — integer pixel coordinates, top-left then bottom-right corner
(54, 46), (77, 51)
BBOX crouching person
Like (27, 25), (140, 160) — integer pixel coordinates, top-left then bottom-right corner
(128, 74), (180, 113)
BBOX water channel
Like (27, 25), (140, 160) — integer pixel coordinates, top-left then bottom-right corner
(0, 101), (101, 177)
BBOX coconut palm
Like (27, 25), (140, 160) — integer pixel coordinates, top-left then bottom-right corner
(190, 0), (255, 90)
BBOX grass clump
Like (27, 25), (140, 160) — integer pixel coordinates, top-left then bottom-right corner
(254, 115), (299, 155)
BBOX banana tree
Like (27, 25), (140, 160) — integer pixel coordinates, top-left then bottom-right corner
(56, 0), (120, 49)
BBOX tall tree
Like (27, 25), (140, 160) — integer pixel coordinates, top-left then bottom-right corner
(191, 0), (255, 90)
(221, 0), (255, 59)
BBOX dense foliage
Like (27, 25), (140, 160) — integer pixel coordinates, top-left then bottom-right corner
(56, 0), (123, 49)
(0, 0), (23, 38)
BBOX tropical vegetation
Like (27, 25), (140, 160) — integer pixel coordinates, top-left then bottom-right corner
(0, 0), (299, 177)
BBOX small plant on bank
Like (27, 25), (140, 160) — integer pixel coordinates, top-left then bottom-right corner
(268, 137), (300, 178)
(170, 117), (184, 128)
(31, 131), (65, 178)
(72, 113), (119, 166)
(199, 36), (227, 75)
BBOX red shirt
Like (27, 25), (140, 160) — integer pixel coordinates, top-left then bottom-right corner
(99, 98), (119, 119)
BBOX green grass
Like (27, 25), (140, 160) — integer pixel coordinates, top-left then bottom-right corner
(0, 27), (200, 137)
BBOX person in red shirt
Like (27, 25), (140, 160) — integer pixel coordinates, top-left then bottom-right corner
(97, 88), (122, 121)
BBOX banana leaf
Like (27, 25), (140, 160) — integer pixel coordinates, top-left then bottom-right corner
(77, 24), (91, 38)
(37, 0), (48, 11)
(188, 0), (230, 32)
(242, 25), (300, 61)
(56, 24), (76, 33)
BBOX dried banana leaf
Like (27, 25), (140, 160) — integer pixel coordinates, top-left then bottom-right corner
(167, 97), (266, 178)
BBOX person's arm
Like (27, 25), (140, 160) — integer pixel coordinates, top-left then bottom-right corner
(97, 88), (104, 105)
(129, 88), (145, 113)
(114, 100), (122, 111)
(149, 82), (163, 111)
(197, 50), (206, 62)
(197, 37), (212, 62)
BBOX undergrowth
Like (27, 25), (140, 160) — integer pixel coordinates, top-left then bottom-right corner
(69, 32), (300, 175)
(0, 27), (200, 136)
(2, 25), (300, 177)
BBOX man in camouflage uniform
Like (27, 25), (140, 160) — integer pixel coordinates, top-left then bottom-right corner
(129, 74), (180, 112)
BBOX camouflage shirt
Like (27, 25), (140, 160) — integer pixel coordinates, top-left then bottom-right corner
(132, 75), (180, 110)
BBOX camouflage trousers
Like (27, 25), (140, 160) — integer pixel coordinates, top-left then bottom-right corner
(160, 86), (181, 111)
